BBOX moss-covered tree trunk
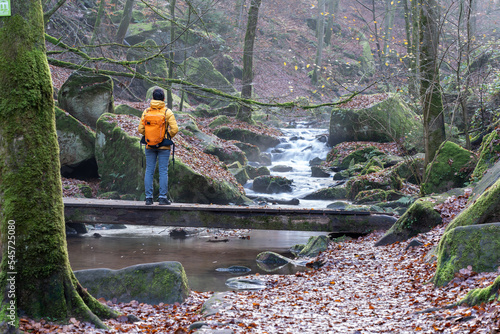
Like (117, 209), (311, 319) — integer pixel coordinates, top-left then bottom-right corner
(0, 1), (118, 330)
(238, 0), (262, 123)
(419, 0), (446, 167)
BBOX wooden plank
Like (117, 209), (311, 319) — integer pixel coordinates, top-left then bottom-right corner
(63, 197), (396, 233)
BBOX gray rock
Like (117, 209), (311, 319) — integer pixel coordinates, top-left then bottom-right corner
(55, 106), (96, 169)
(58, 71), (114, 130)
(74, 261), (189, 305)
(256, 251), (292, 265)
(298, 235), (329, 257)
(225, 277), (266, 290)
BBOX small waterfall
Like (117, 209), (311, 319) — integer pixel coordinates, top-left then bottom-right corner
(245, 126), (335, 207)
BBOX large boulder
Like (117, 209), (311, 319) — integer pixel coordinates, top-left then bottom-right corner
(124, 21), (223, 61)
(95, 113), (144, 198)
(328, 93), (421, 146)
(470, 128), (500, 182)
(433, 223), (500, 287)
(459, 274), (500, 306)
(421, 141), (476, 195)
(114, 104), (142, 118)
(345, 169), (403, 200)
(180, 57), (237, 107)
(126, 39), (168, 96)
(213, 126), (280, 151)
(169, 158), (248, 205)
(444, 176), (500, 232)
(375, 197), (443, 246)
(252, 175), (293, 194)
(298, 235), (329, 257)
(303, 187), (347, 200)
(74, 261), (189, 304)
(58, 71), (114, 129)
(55, 106), (96, 172)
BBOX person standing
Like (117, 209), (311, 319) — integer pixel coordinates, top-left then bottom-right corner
(138, 88), (178, 205)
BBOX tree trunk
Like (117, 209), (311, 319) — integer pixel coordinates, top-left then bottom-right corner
(311, 0), (325, 85)
(115, 0), (135, 43)
(420, 0), (446, 167)
(402, 0), (419, 98)
(90, 0), (105, 45)
(324, 0), (339, 45)
(382, 0), (396, 59)
(167, 0), (176, 109)
(238, 0), (262, 123)
(0, 1), (118, 329)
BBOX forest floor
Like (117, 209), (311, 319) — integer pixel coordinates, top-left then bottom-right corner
(19, 224), (500, 333)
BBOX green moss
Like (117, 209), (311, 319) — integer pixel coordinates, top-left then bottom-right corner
(208, 115), (231, 128)
(459, 274), (500, 306)
(328, 94), (422, 146)
(445, 177), (500, 232)
(471, 129), (500, 182)
(433, 223), (500, 286)
(375, 198), (442, 246)
(421, 141), (476, 195)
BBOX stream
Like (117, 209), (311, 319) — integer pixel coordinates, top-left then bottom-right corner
(67, 126), (335, 292)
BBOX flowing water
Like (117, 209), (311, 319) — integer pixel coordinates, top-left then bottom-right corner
(67, 126), (335, 292)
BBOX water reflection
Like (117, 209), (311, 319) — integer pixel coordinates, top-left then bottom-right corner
(67, 226), (328, 292)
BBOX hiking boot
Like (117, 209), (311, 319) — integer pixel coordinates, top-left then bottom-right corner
(145, 198), (153, 205)
(159, 198), (171, 205)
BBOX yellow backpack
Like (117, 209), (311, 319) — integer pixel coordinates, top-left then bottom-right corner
(142, 108), (168, 148)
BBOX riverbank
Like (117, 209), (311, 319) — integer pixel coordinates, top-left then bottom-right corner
(19, 225), (499, 333)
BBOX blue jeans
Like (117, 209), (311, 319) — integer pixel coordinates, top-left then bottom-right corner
(144, 148), (170, 199)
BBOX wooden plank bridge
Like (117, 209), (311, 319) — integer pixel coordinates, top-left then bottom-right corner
(63, 198), (397, 233)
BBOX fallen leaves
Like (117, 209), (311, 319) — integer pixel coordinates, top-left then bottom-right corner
(20, 223), (500, 334)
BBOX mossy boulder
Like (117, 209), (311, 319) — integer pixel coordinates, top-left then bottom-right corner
(180, 57), (236, 107)
(354, 189), (403, 204)
(470, 128), (500, 182)
(213, 126), (280, 151)
(208, 115), (232, 128)
(55, 106), (96, 169)
(58, 71), (114, 129)
(433, 223), (500, 287)
(169, 158), (247, 204)
(125, 21), (222, 60)
(245, 165), (270, 179)
(327, 145), (384, 170)
(252, 175), (293, 194)
(95, 113), (144, 198)
(393, 153), (425, 184)
(74, 261), (189, 304)
(375, 197), (443, 246)
(114, 104), (142, 118)
(203, 143), (247, 166)
(459, 274), (500, 306)
(234, 142), (261, 162)
(345, 171), (403, 200)
(256, 251), (292, 265)
(328, 94), (421, 146)
(421, 141), (476, 195)
(444, 177), (500, 232)
(298, 235), (329, 257)
(229, 166), (249, 185)
(303, 187), (347, 200)
(126, 39), (168, 95)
